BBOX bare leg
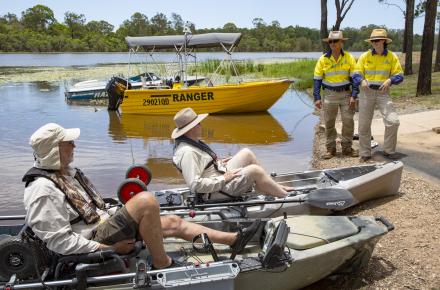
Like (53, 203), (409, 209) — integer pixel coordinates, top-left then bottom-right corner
(244, 164), (289, 198)
(161, 215), (237, 246)
(226, 148), (260, 170)
(125, 192), (171, 269)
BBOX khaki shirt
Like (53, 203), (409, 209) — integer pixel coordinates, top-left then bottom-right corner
(23, 168), (111, 255)
(173, 142), (226, 194)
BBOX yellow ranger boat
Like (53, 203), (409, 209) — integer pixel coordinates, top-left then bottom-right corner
(107, 32), (292, 115)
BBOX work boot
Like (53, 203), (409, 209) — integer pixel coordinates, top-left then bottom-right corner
(323, 149), (336, 160)
(342, 148), (359, 157)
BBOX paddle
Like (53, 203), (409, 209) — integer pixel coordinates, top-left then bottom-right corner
(160, 188), (357, 211)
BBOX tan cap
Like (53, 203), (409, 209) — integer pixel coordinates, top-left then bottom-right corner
(29, 123), (80, 169)
(171, 108), (208, 139)
(365, 28), (392, 44)
(322, 31), (348, 42)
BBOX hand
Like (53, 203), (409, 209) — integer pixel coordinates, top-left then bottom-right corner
(221, 157), (232, 164)
(314, 100), (322, 109)
(100, 239), (135, 255)
(224, 168), (241, 182)
(348, 97), (356, 110)
(361, 80), (369, 90)
(379, 79), (391, 91)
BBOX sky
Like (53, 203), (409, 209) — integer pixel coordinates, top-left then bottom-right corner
(2, 0), (426, 34)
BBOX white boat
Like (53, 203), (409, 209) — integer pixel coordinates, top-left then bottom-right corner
(118, 161), (403, 220)
(65, 73), (162, 101)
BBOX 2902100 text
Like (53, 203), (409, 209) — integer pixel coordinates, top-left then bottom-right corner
(143, 98), (170, 106)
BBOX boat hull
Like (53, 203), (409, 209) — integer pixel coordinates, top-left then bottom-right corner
(119, 79), (292, 115)
(83, 216), (390, 290)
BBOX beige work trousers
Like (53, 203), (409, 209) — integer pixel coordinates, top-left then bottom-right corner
(323, 89), (355, 151)
(358, 88), (399, 157)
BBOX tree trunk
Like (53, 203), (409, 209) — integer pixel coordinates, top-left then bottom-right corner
(404, 0), (415, 75)
(417, 0), (438, 96)
(320, 0), (329, 52)
(434, 18), (440, 71)
(333, 0), (355, 30)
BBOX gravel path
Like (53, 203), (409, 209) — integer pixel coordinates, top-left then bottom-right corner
(303, 121), (440, 289)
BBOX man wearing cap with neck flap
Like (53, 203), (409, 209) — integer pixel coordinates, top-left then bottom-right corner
(172, 108), (293, 201)
(313, 31), (359, 159)
(23, 123), (260, 269)
(352, 28), (403, 162)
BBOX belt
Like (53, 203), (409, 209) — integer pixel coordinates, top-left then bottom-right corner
(368, 84), (381, 90)
(324, 85), (350, 92)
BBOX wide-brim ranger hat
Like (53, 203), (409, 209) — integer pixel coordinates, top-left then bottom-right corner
(29, 123), (80, 170)
(171, 107), (208, 139)
(365, 28), (392, 44)
(322, 31), (348, 42)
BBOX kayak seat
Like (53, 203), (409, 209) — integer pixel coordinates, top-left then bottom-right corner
(285, 216), (359, 250)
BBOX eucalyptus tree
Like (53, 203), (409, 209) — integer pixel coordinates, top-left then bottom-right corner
(64, 12), (86, 39)
(417, 0), (438, 96)
(21, 5), (55, 32)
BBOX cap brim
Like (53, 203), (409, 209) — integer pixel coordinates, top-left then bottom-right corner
(62, 128), (80, 141)
(171, 113), (208, 139)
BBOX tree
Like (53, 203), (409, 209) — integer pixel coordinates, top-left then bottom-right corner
(417, 0), (438, 96)
(333, 0), (356, 30)
(118, 13), (150, 36)
(86, 20), (114, 35)
(404, 0), (415, 75)
(320, 0), (328, 52)
(64, 12), (86, 39)
(21, 5), (55, 32)
(435, 17), (440, 71)
(150, 13), (170, 35)
(171, 13), (184, 33)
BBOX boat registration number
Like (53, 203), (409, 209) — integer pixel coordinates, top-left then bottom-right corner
(143, 98), (170, 106)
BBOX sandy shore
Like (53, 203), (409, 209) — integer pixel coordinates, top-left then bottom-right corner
(304, 106), (440, 289)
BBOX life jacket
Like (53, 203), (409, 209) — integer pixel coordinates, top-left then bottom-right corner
(173, 135), (225, 174)
(22, 167), (106, 225)
(173, 136), (242, 202)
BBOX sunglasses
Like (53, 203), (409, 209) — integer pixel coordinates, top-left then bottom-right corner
(60, 140), (75, 146)
(371, 39), (383, 43)
(328, 40), (340, 44)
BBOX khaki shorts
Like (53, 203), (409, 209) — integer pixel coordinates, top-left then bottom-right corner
(91, 207), (139, 245)
(209, 168), (254, 200)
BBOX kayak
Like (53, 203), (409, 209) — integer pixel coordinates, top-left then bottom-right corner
(144, 161), (403, 220)
(0, 215), (394, 290)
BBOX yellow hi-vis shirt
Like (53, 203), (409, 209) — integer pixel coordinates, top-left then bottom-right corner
(313, 50), (357, 88)
(354, 49), (403, 86)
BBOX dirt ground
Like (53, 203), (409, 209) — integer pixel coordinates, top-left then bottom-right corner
(304, 109), (440, 289)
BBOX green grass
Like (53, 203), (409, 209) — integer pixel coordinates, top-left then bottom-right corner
(389, 70), (440, 108)
(195, 59), (316, 90)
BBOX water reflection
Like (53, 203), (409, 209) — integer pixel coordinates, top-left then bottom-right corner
(108, 111), (289, 144)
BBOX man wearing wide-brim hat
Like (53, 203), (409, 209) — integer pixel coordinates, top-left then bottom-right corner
(313, 31), (359, 160)
(172, 107), (293, 201)
(353, 28), (403, 162)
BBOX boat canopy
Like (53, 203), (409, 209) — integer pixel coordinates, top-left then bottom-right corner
(125, 33), (242, 50)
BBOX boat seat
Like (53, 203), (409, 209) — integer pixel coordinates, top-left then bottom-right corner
(285, 216), (359, 250)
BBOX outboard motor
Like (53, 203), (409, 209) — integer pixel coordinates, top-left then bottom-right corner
(106, 76), (132, 111)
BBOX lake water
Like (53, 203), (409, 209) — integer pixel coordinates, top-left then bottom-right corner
(0, 52), (362, 67)
(0, 82), (318, 215)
